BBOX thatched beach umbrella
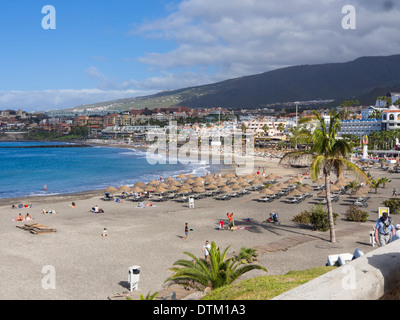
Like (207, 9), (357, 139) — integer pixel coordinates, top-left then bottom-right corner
(177, 174), (187, 179)
(330, 184), (342, 192)
(131, 186), (144, 193)
(269, 185), (281, 192)
(266, 173), (278, 181)
(351, 188), (368, 198)
(206, 183), (218, 190)
(118, 185), (132, 192)
(192, 187), (206, 193)
(250, 179), (263, 185)
(104, 186), (118, 194)
(186, 178), (195, 185)
(148, 180), (159, 186)
(193, 180), (204, 187)
(154, 186), (168, 194)
(159, 182), (169, 188)
(231, 184), (242, 190)
(216, 181), (226, 187)
(317, 190), (327, 197)
(219, 186), (232, 193)
(177, 187), (191, 194)
(277, 182), (288, 188)
(288, 189), (303, 196)
(134, 181), (146, 188)
(259, 188), (274, 195)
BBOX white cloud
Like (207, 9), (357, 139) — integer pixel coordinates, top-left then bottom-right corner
(3, 0), (400, 111)
(134, 0), (400, 81)
(0, 89), (156, 111)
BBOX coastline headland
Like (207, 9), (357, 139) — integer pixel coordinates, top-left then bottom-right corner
(0, 144), (91, 148)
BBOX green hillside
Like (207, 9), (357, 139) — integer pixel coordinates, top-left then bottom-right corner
(74, 54), (400, 111)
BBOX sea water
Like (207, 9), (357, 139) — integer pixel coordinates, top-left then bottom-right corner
(0, 141), (223, 199)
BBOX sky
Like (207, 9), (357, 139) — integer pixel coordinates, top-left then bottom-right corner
(0, 0), (399, 111)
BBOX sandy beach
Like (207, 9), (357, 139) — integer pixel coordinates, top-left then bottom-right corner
(0, 152), (398, 300)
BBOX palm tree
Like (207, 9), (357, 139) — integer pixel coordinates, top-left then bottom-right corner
(262, 124), (269, 137)
(378, 177), (391, 188)
(164, 241), (267, 291)
(281, 110), (369, 243)
(369, 178), (381, 194)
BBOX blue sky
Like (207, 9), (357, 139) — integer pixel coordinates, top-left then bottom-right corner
(0, 0), (399, 111)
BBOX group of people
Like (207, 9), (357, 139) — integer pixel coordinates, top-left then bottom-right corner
(14, 213), (34, 221)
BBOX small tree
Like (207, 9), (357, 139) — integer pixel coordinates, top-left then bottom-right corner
(165, 241), (267, 291)
(345, 205), (369, 222)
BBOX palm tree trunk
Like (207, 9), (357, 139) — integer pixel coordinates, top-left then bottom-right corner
(325, 173), (336, 243)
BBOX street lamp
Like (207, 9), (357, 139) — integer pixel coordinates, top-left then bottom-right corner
(295, 102), (299, 149)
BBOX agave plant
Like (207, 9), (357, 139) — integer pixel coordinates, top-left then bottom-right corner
(164, 241), (267, 291)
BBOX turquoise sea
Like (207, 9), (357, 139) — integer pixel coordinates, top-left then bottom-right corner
(0, 141), (223, 199)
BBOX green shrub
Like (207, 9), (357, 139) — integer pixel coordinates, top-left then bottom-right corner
(293, 204), (338, 231)
(292, 210), (311, 224)
(345, 205), (369, 222)
(381, 198), (400, 215)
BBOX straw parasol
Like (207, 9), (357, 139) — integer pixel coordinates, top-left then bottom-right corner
(259, 188), (274, 195)
(219, 186), (232, 193)
(104, 186), (118, 194)
(206, 183), (218, 190)
(156, 182), (167, 188)
(224, 172), (236, 179)
(192, 186), (206, 193)
(250, 179), (263, 185)
(351, 188), (368, 198)
(118, 185), (132, 192)
(148, 180), (159, 186)
(167, 185), (178, 192)
(177, 174), (187, 179)
(240, 181), (250, 187)
(154, 186), (168, 194)
(187, 174), (196, 178)
(296, 186), (308, 193)
(288, 189), (303, 196)
(330, 184), (342, 192)
(216, 181), (226, 187)
(193, 180), (204, 187)
(186, 178), (195, 185)
(231, 184), (242, 190)
(269, 185), (281, 192)
(177, 187), (191, 194)
(266, 173), (278, 180)
(317, 190), (327, 197)
(277, 182), (288, 188)
(131, 186), (144, 193)
(134, 181), (146, 188)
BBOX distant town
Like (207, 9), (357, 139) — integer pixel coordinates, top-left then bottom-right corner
(1, 92), (400, 152)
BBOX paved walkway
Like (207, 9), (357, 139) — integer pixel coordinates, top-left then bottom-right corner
(108, 222), (374, 300)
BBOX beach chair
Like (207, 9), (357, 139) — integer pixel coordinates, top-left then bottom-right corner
(257, 197), (273, 203)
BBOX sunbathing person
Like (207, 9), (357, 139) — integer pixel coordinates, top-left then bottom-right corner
(25, 213), (34, 221)
(15, 214), (24, 221)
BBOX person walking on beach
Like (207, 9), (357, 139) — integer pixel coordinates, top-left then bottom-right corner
(393, 187), (397, 197)
(203, 240), (211, 262)
(183, 223), (189, 240)
(374, 212), (395, 247)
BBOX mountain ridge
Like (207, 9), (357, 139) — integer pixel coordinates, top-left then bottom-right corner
(72, 54), (400, 111)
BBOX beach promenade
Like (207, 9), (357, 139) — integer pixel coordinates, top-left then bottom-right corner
(0, 156), (398, 300)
